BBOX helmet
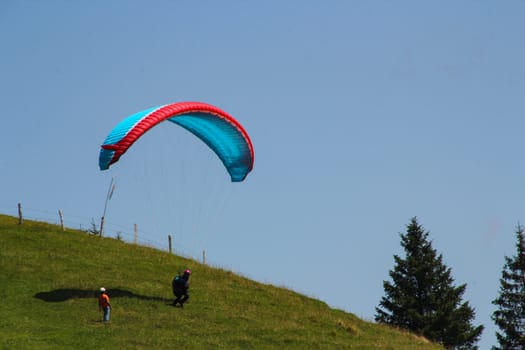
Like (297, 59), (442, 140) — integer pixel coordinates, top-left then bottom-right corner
(184, 269), (192, 276)
(100, 287), (106, 292)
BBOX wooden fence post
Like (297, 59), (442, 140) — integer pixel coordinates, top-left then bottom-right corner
(99, 216), (105, 237)
(18, 203), (23, 225)
(58, 209), (64, 231)
(203, 250), (206, 265)
(168, 235), (172, 254)
(134, 223), (138, 244)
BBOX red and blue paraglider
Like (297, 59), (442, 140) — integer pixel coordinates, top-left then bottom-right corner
(99, 102), (254, 182)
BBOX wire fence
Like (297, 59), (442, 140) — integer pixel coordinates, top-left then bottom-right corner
(2, 203), (206, 263)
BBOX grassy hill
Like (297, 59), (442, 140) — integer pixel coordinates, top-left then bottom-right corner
(0, 214), (444, 349)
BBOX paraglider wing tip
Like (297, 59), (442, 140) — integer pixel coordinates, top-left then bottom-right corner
(230, 173), (249, 182)
(99, 145), (118, 171)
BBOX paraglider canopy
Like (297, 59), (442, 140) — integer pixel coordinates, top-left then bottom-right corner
(99, 102), (254, 182)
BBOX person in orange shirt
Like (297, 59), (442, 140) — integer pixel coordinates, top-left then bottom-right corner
(98, 287), (111, 323)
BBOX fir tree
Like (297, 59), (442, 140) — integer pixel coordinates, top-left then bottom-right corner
(375, 217), (483, 349)
(492, 224), (525, 349)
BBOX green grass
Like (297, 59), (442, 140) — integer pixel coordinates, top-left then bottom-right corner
(0, 214), (444, 349)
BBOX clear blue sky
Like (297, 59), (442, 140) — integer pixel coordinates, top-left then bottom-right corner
(2, 1), (524, 347)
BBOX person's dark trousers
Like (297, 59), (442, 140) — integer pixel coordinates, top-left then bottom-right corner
(173, 292), (189, 307)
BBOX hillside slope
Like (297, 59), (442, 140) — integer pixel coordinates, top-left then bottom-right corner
(0, 214), (443, 349)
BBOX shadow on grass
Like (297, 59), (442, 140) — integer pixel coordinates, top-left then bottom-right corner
(34, 288), (172, 303)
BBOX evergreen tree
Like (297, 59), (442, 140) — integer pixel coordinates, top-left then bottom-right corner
(491, 224), (525, 349)
(375, 217), (483, 349)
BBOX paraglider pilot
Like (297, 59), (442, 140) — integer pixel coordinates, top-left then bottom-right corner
(172, 269), (191, 307)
